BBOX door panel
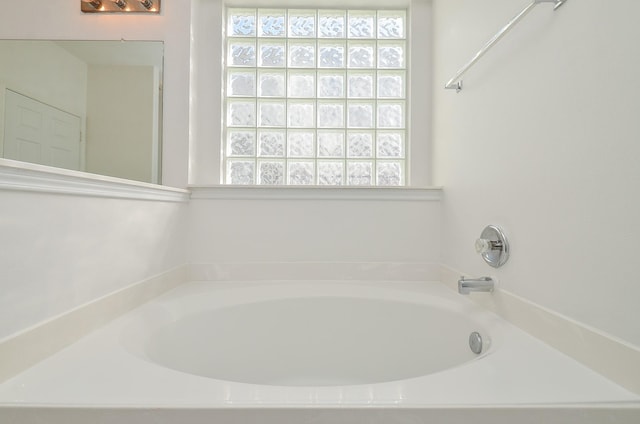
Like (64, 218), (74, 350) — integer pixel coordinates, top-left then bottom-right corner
(4, 89), (81, 171)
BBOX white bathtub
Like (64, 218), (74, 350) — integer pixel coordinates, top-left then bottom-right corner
(136, 284), (492, 387)
(0, 281), (638, 423)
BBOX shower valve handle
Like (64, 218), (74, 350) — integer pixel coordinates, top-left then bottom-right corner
(476, 225), (509, 268)
(475, 238), (503, 254)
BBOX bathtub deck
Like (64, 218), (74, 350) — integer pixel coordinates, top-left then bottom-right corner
(0, 281), (638, 423)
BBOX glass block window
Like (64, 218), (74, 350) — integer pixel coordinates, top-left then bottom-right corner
(224, 8), (407, 186)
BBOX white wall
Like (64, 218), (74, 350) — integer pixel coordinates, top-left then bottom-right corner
(433, 0), (640, 347)
(188, 0), (222, 185)
(85, 65), (155, 183)
(188, 196), (440, 267)
(0, 188), (187, 340)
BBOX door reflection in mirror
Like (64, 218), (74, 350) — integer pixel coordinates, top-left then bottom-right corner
(0, 40), (163, 184)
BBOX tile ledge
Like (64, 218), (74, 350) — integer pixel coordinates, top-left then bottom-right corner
(0, 159), (190, 202)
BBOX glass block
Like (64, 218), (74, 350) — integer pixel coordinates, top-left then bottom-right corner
(318, 131), (345, 157)
(347, 102), (374, 128)
(377, 71), (405, 98)
(288, 41), (315, 68)
(258, 40), (286, 67)
(229, 41), (256, 67)
(288, 71), (315, 98)
(318, 71), (345, 98)
(288, 101), (315, 127)
(258, 101), (286, 127)
(258, 9), (286, 37)
(289, 10), (316, 37)
(377, 132), (405, 157)
(228, 71), (256, 97)
(258, 71), (286, 97)
(377, 102), (405, 128)
(227, 160), (255, 185)
(288, 131), (315, 157)
(318, 161), (344, 185)
(258, 161), (285, 185)
(319, 10), (345, 38)
(228, 9), (256, 37)
(258, 130), (285, 156)
(288, 161), (315, 185)
(319, 41), (345, 68)
(348, 72), (374, 98)
(348, 11), (375, 39)
(377, 10), (405, 39)
(347, 131), (373, 157)
(377, 161), (404, 186)
(317, 101), (345, 128)
(347, 161), (373, 186)
(348, 42), (375, 68)
(378, 42), (405, 68)
(227, 130), (256, 156)
(227, 100), (255, 127)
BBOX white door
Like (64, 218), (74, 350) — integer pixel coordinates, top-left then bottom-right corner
(3, 89), (81, 171)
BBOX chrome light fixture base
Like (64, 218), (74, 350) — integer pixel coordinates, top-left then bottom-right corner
(81, 0), (160, 13)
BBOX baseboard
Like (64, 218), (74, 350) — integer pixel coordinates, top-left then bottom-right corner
(440, 265), (640, 395)
(0, 265), (189, 383)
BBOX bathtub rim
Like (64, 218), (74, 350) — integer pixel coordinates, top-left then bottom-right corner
(0, 261), (639, 399)
(1, 279), (637, 410)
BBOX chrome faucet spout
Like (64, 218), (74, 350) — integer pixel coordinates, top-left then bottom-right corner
(458, 276), (494, 295)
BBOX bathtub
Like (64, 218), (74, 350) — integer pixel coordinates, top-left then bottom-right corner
(0, 281), (638, 423)
(137, 283), (493, 387)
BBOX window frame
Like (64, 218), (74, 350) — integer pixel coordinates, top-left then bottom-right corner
(187, 0), (432, 188)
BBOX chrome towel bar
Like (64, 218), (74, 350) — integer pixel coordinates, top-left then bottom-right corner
(445, 0), (566, 92)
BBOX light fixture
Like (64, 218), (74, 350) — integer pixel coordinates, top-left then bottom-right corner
(81, 0), (102, 9)
(138, 0), (153, 10)
(81, 0), (160, 13)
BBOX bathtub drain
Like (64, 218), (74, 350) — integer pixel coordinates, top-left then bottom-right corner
(469, 332), (483, 354)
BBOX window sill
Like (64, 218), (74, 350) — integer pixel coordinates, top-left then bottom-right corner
(0, 159), (190, 202)
(188, 185), (442, 201)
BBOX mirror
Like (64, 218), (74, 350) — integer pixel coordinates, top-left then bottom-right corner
(0, 40), (163, 184)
